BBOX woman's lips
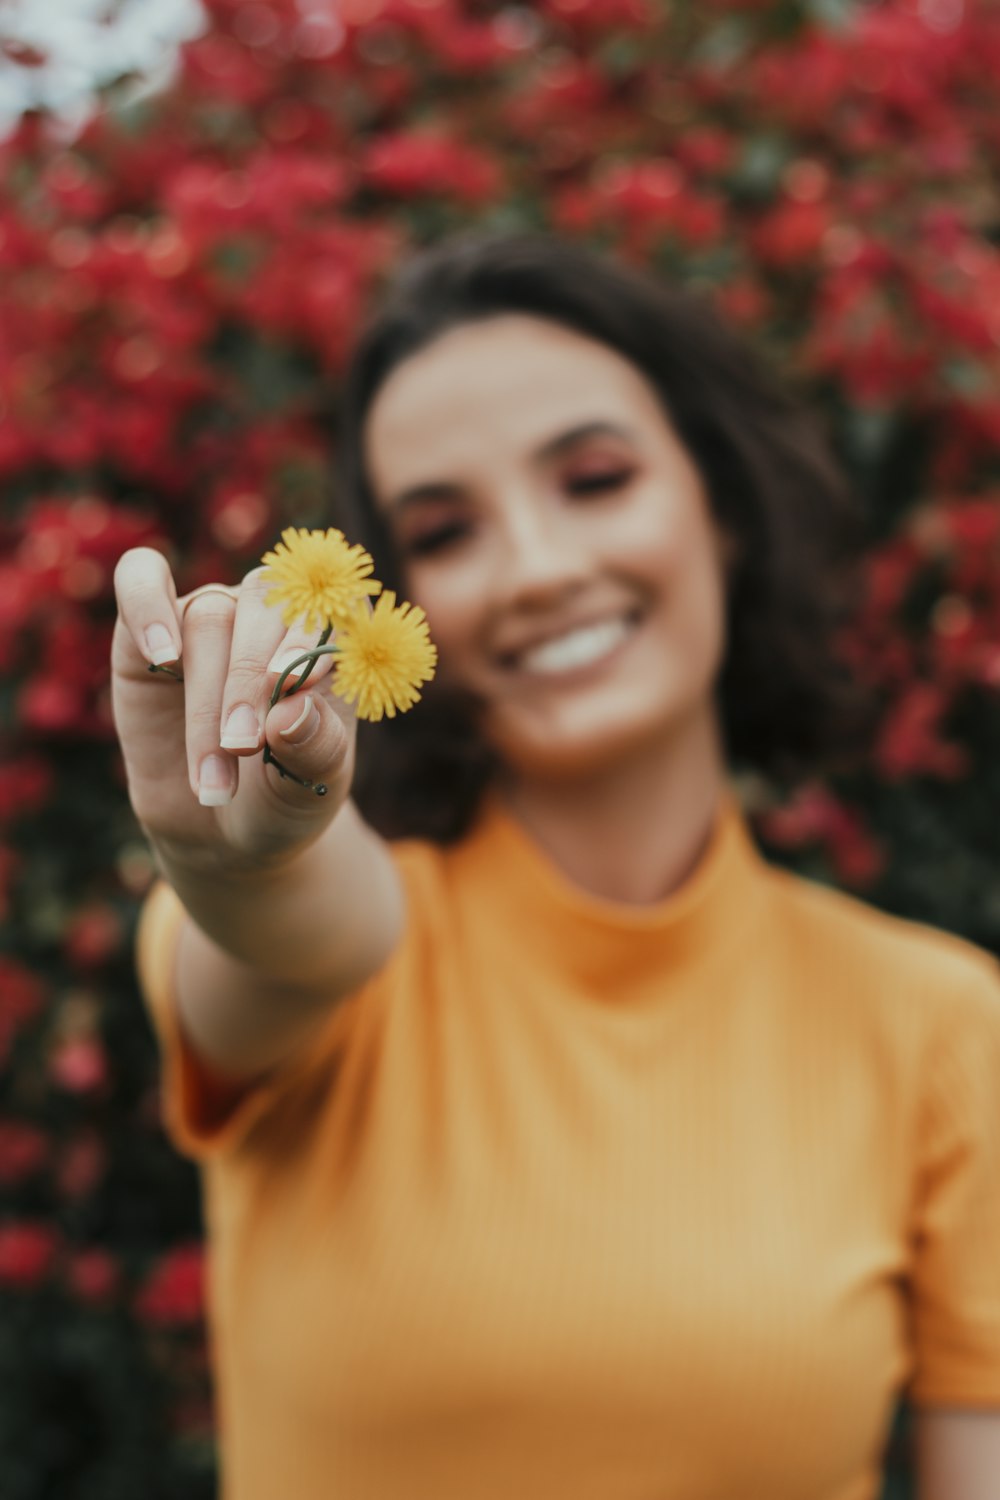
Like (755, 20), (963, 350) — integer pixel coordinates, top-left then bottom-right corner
(501, 608), (643, 678)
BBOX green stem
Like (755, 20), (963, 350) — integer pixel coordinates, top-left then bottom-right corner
(149, 629), (341, 798)
(261, 629), (337, 794)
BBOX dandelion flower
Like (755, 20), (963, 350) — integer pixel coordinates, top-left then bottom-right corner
(332, 591), (438, 721)
(260, 526), (380, 633)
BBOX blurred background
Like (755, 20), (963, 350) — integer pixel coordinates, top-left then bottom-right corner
(1, 0), (999, 1495)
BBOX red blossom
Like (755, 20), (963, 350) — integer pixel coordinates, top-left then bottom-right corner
(759, 788), (885, 888)
(15, 496), (167, 606)
(875, 681), (971, 781)
(863, 539), (923, 618)
(0, 958), (46, 1066)
(63, 905), (123, 972)
(49, 1038), (110, 1097)
(0, 844), (20, 923)
(813, 802), (884, 888)
(743, 32), (853, 129)
(430, 19), (519, 73)
(18, 676), (88, 735)
(674, 126), (735, 176)
(0, 1120), (49, 1186)
(758, 783), (842, 847)
(361, 129), (503, 204)
(0, 1222), (60, 1289)
(942, 496), (1000, 554)
(751, 198), (831, 269)
(541, 0), (653, 35)
(590, 158), (726, 252)
(53, 1131), (107, 1201)
(135, 1244), (206, 1326)
(502, 56), (609, 136)
(712, 277), (769, 328)
(64, 1247), (121, 1305)
(0, 756), (54, 820)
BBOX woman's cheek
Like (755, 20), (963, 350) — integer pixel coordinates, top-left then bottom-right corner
(407, 576), (485, 678)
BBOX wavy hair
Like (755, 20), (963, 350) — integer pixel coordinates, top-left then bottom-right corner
(330, 228), (877, 842)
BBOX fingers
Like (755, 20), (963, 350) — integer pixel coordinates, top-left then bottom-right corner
(186, 566), (345, 806)
(113, 548), (353, 812)
(261, 688), (354, 806)
(180, 586), (244, 804)
(217, 566), (335, 751)
(256, 582), (355, 804)
(112, 547), (183, 676)
(111, 549), (192, 819)
(218, 568), (293, 754)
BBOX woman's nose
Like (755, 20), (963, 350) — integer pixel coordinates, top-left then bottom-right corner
(492, 497), (591, 606)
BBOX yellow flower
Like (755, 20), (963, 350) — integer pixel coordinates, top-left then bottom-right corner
(260, 526), (380, 633)
(331, 591), (438, 722)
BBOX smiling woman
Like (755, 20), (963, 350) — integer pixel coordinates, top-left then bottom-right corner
(130, 228), (1000, 1500)
(358, 313), (737, 818)
(332, 228), (878, 843)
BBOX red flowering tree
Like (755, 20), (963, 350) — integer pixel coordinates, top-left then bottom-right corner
(1, 0), (999, 1493)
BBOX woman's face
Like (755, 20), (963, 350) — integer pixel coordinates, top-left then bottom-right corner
(363, 313), (736, 780)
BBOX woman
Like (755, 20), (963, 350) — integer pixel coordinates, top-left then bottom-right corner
(115, 229), (1000, 1498)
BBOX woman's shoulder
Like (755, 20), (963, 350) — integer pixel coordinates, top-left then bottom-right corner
(761, 855), (1000, 1021)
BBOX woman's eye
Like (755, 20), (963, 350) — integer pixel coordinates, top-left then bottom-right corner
(566, 468), (633, 496)
(401, 522), (470, 557)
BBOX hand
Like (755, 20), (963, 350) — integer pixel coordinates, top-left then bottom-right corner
(111, 546), (356, 870)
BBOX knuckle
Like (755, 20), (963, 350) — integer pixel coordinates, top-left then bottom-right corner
(187, 701), (224, 734)
(184, 594), (235, 625)
(241, 564), (272, 595)
(224, 661), (265, 700)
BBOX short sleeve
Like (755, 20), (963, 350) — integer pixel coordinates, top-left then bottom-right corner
(906, 951), (1000, 1408)
(133, 879), (361, 1163)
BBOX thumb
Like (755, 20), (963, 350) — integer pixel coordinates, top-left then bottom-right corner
(262, 684), (356, 800)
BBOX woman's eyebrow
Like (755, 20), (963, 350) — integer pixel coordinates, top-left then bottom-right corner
(386, 419), (638, 514)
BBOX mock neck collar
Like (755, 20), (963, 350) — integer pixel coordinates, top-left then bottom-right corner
(455, 779), (773, 997)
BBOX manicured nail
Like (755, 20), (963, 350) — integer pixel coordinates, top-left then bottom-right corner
(198, 754), (234, 806)
(267, 646), (310, 676)
(144, 623), (179, 666)
(220, 704), (260, 750)
(278, 694), (318, 743)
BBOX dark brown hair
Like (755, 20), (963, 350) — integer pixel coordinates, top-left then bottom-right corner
(331, 228), (877, 842)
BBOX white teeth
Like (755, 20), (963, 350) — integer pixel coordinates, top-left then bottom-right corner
(517, 615), (633, 675)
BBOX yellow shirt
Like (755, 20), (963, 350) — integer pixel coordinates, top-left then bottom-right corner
(134, 782), (1000, 1500)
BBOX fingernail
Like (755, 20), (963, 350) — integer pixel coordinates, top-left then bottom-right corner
(267, 647), (310, 676)
(278, 693), (318, 743)
(144, 624), (179, 666)
(198, 754), (234, 806)
(220, 704), (260, 750)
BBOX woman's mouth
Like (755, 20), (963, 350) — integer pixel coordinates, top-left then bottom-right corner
(504, 609), (643, 679)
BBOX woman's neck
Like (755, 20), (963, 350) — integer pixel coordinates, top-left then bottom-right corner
(496, 704), (731, 908)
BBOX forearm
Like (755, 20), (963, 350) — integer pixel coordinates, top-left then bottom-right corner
(144, 797), (402, 994)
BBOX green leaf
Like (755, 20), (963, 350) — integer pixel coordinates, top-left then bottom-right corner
(733, 134), (793, 196)
(942, 360), (990, 396)
(689, 18), (752, 71)
(805, 0), (860, 32)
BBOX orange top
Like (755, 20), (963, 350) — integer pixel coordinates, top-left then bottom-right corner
(134, 782), (1000, 1500)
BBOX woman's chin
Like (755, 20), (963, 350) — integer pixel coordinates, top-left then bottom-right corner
(485, 713), (664, 785)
